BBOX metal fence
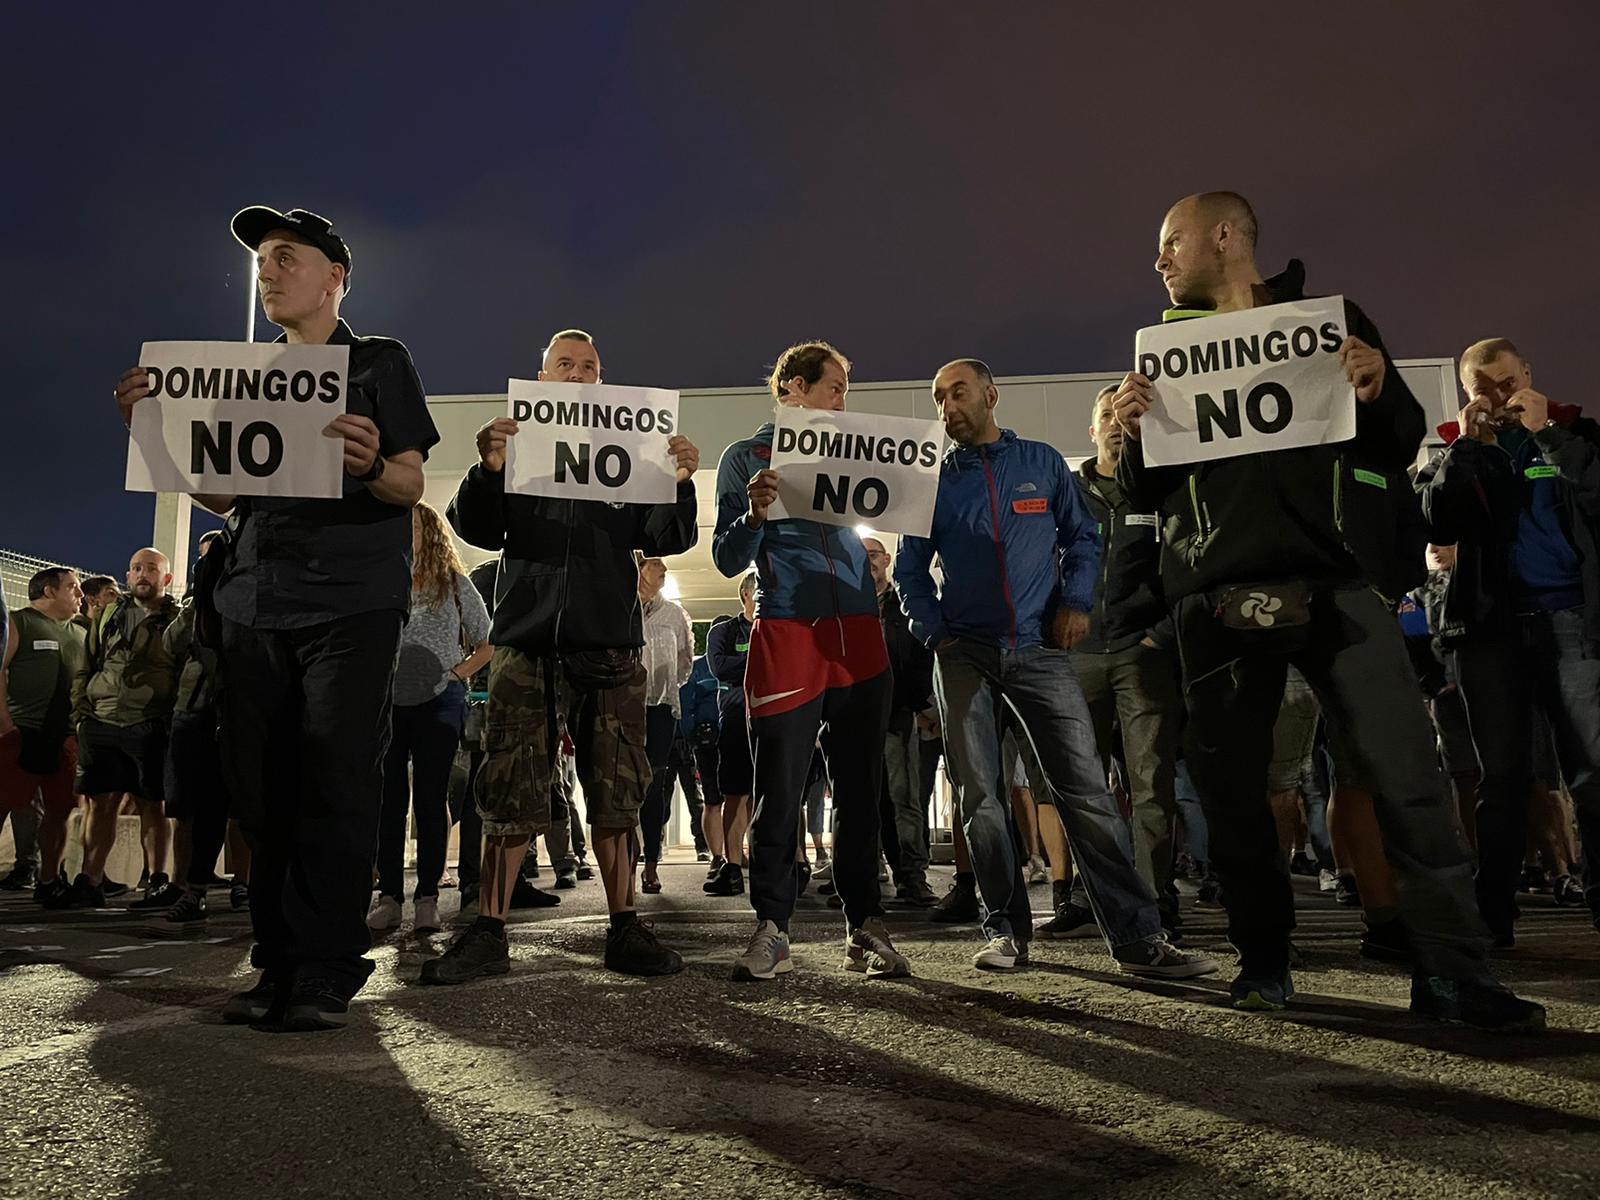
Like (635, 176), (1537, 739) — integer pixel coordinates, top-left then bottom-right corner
(0, 548), (110, 610)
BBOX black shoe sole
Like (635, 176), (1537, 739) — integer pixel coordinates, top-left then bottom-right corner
(418, 958), (510, 986)
(605, 955), (685, 977)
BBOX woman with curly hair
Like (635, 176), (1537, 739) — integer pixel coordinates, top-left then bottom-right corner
(369, 501), (491, 934)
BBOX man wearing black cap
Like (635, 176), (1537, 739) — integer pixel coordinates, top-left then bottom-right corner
(113, 206), (439, 1032)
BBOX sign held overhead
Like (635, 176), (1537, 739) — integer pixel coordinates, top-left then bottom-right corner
(125, 341), (350, 498)
(504, 380), (680, 504)
(766, 406), (944, 538)
(1135, 295), (1355, 467)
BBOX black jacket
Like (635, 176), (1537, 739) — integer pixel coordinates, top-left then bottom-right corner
(1117, 260), (1427, 604)
(705, 613), (751, 712)
(880, 585), (934, 714)
(447, 465), (698, 655)
(1073, 459), (1171, 654)
(1414, 404), (1600, 647)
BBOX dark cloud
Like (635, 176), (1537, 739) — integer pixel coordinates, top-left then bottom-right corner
(4, 1), (1596, 567)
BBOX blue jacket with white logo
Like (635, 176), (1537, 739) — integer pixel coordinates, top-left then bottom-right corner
(712, 423), (878, 620)
(895, 430), (1100, 649)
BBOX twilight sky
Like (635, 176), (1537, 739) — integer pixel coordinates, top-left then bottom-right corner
(4, 2), (1595, 571)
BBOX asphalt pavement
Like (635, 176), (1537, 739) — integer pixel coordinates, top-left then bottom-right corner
(3, 860), (1598, 1200)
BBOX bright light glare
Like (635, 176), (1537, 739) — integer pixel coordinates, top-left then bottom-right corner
(854, 525), (875, 539)
(662, 577), (681, 601)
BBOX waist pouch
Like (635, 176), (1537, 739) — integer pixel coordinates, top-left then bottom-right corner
(560, 648), (641, 692)
(1213, 582), (1312, 631)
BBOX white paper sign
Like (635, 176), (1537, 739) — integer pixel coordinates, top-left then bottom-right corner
(504, 380), (679, 504)
(766, 407), (945, 538)
(125, 342), (350, 498)
(1135, 295), (1354, 467)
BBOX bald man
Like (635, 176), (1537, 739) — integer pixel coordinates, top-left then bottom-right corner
(1110, 191), (1544, 1032)
(63, 548), (181, 909)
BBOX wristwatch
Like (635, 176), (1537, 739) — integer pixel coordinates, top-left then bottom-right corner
(353, 454), (386, 484)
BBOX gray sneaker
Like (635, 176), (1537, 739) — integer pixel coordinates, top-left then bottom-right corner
(974, 936), (1028, 971)
(1114, 933), (1219, 979)
(732, 920), (793, 981)
(845, 918), (911, 978)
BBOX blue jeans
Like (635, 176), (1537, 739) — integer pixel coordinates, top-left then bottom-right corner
(933, 641), (1162, 948)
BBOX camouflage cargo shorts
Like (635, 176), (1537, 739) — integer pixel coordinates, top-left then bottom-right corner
(475, 647), (651, 838)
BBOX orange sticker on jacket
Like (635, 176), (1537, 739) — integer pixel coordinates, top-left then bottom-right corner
(1012, 498), (1048, 514)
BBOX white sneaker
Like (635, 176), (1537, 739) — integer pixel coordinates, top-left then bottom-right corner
(1318, 869), (1338, 893)
(1027, 855), (1050, 885)
(974, 936), (1026, 971)
(845, 918), (911, 978)
(732, 920), (793, 981)
(414, 897), (440, 933)
(367, 895), (401, 931)
(877, 858), (890, 883)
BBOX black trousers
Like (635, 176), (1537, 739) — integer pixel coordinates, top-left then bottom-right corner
(377, 684), (466, 901)
(641, 705), (677, 864)
(1178, 587), (1489, 983)
(1453, 610), (1600, 931)
(165, 708), (232, 889)
(670, 733), (710, 850)
(221, 612), (401, 996)
(748, 671), (891, 931)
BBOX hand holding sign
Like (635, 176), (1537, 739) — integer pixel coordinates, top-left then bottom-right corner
(324, 413), (381, 476)
(668, 435), (700, 483)
(476, 417), (519, 473)
(115, 367), (154, 430)
(765, 407), (944, 538)
(1338, 337), (1386, 404)
(1112, 372), (1155, 440)
(746, 468), (780, 527)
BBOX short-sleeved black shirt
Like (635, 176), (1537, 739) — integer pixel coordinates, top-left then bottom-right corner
(213, 319), (440, 630)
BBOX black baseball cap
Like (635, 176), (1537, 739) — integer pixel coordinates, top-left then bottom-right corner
(231, 206), (353, 288)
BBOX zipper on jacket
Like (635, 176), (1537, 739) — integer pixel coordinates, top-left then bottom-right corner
(980, 446), (1019, 648)
(1332, 459), (1344, 534)
(1097, 493), (1113, 639)
(1187, 473), (1211, 542)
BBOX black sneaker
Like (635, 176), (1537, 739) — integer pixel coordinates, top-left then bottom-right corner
(1552, 875), (1584, 907)
(1289, 851), (1317, 878)
(1035, 903), (1100, 939)
(271, 977), (352, 1033)
(554, 867), (579, 890)
(1359, 918), (1412, 964)
(508, 876), (561, 909)
(230, 884), (250, 911)
(222, 973), (286, 1025)
(1410, 976), (1546, 1032)
(1196, 876), (1223, 906)
(165, 890), (208, 924)
(66, 874), (107, 909)
(35, 876), (72, 909)
(421, 924), (511, 985)
(929, 876), (979, 923)
(576, 860), (595, 880)
(0, 864), (38, 891)
(604, 918), (684, 976)
(129, 881), (184, 910)
(705, 855), (726, 881)
(704, 863), (745, 896)
(796, 861), (812, 896)
(696, 849), (711, 862)
(1334, 874), (1362, 908)
(99, 875), (131, 899)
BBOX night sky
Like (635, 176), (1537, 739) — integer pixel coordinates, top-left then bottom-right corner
(5, 2), (1596, 573)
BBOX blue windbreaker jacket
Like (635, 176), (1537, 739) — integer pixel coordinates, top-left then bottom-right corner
(712, 423), (879, 620)
(895, 430), (1100, 649)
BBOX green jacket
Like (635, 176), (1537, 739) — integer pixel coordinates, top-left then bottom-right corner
(163, 601), (219, 713)
(73, 595), (181, 727)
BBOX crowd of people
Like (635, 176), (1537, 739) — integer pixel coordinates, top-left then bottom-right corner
(0, 191), (1589, 1037)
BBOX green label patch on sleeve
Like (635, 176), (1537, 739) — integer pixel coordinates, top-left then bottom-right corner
(1352, 468), (1388, 489)
(1525, 465), (1558, 480)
